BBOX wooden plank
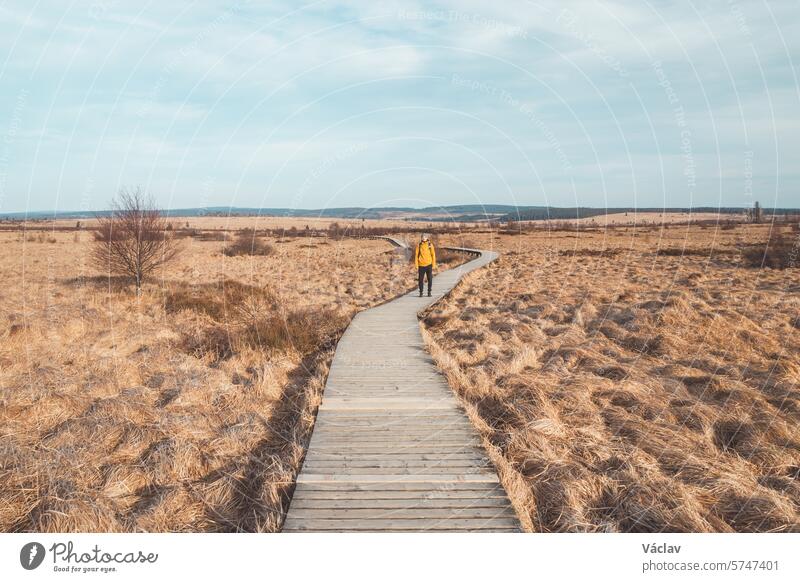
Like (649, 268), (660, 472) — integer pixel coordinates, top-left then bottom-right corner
(308, 432), (482, 440)
(283, 518), (520, 531)
(292, 491), (505, 500)
(300, 469), (494, 477)
(312, 422), (473, 428)
(290, 496), (509, 503)
(303, 453), (486, 461)
(314, 419), (469, 427)
(284, 528), (519, 533)
(288, 498), (513, 509)
(309, 437), (478, 443)
(303, 459), (487, 468)
(292, 481), (505, 492)
(316, 410), (466, 418)
(286, 507), (517, 519)
(312, 427), (475, 434)
(304, 447), (487, 455)
(307, 439), (483, 446)
(296, 473), (499, 484)
(320, 399), (457, 410)
(303, 449), (485, 456)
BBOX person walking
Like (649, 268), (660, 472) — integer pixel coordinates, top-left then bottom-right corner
(415, 233), (436, 297)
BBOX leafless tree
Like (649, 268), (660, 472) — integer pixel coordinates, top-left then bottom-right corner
(91, 188), (180, 291)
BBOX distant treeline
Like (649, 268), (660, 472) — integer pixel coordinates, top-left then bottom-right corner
(0, 204), (516, 220)
(2, 204), (798, 223)
(501, 206), (769, 222)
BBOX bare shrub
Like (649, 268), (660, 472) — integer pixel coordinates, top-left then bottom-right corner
(91, 188), (181, 290)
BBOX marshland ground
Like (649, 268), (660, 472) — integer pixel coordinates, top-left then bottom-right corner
(1, 216), (798, 532)
(429, 220), (800, 532)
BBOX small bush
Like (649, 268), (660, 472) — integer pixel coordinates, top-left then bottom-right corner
(167, 280), (348, 359)
(174, 229), (229, 241)
(238, 307), (349, 354)
(741, 230), (798, 269)
(164, 280), (276, 320)
(181, 306), (348, 360)
(223, 234), (274, 256)
(181, 323), (236, 360)
(198, 231), (229, 241)
(436, 248), (467, 265)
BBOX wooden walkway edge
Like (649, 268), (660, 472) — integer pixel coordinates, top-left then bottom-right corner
(283, 239), (520, 532)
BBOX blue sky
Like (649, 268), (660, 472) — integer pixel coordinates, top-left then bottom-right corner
(1, 1), (798, 213)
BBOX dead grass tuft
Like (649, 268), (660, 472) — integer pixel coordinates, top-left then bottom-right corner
(163, 280), (277, 320)
(222, 234), (275, 257)
(741, 229), (799, 269)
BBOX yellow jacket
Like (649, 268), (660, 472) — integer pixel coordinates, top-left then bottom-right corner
(415, 240), (436, 268)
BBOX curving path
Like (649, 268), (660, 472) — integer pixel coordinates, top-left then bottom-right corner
(283, 240), (519, 532)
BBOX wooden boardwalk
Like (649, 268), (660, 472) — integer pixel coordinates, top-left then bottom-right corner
(283, 241), (520, 532)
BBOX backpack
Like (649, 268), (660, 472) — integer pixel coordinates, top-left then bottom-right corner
(417, 241), (432, 262)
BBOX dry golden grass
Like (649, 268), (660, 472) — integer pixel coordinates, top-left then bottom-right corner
(568, 211), (742, 226)
(4, 217), (796, 533)
(424, 222), (800, 532)
(0, 228), (465, 532)
(36, 215), (466, 232)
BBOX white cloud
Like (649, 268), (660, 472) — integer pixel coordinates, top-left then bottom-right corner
(1, 0), (798, 211)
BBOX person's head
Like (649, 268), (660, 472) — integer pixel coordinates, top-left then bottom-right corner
(421, 233), (430, 242)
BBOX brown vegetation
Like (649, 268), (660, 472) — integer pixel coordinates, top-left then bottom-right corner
(222, 232), (275, 257)
(3, 215), (798, 533)
(425, 223), (800, 532)
(741, 226), (798, 269)
(0, 227), (443, 532)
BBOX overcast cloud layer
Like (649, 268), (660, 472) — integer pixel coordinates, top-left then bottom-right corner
(1, 0), (798, 212)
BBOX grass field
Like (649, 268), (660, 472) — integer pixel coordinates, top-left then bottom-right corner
(2, 218), (798, 532)
(424, 222), (800, 532)
(0, 225), (464, 532)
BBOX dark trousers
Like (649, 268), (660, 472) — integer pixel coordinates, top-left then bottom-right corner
(418, 265), (433, 294)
